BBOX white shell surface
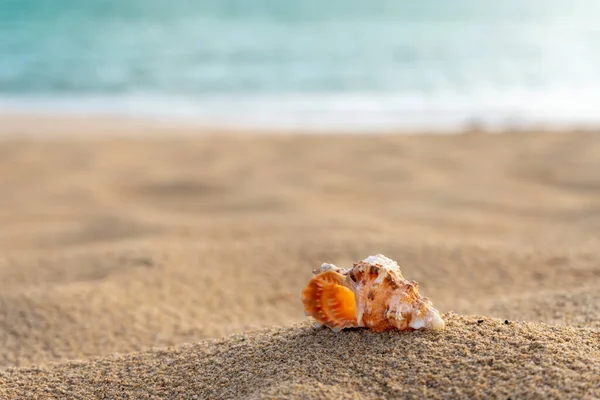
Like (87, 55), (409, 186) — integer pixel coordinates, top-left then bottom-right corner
(314, 262), (346, 275)
(361, 254), (403, 278)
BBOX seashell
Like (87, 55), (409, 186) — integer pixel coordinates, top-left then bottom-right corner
(301, 254), (444, 332)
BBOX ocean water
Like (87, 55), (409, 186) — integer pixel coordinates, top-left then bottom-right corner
(2, 0), (600, 131)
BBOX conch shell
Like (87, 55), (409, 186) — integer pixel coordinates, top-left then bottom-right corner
(301, 254), (444, 332)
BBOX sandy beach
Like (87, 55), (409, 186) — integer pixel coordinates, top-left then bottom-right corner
(0, 117), (598, 398)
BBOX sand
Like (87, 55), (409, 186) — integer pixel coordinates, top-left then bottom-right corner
(0, 117), (598, 398)
(1, 316), (598, 399)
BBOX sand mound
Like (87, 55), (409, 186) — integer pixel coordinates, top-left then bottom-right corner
(1, 237), (599, 369)
(1, 315), (598, 399)
(480, 287), (600, 329)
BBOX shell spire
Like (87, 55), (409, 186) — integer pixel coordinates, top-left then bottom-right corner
(301, 254), (444, 332)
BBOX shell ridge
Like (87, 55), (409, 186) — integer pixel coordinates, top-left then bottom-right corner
(302, 270), (358, 330)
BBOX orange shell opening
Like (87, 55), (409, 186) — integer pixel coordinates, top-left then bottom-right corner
(301, 271), (357, 330)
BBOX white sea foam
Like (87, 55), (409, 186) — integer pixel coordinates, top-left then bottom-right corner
(2, 90), (600, 133)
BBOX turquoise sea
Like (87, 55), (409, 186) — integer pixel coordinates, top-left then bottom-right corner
(2, 0), (600, 130)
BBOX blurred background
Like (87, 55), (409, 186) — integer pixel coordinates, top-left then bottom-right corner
(2, 0), (600, 131)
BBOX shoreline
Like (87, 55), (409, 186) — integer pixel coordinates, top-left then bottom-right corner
(0, 112), (599, 139)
